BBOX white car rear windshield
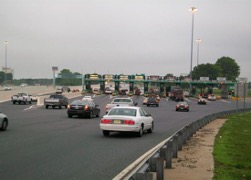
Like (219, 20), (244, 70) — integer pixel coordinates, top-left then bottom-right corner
(108, 108), (136, 116)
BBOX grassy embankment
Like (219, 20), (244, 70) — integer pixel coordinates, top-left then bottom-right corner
(213, 112), (251, 179)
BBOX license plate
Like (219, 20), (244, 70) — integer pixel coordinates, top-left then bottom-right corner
(113, 120), (121, 124)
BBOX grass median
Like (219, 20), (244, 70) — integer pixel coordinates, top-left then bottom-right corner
(213, 112), (251, 179)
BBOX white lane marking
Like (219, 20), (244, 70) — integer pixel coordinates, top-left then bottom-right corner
(24, 105), (35, 110)
(220, 99), (231, 103)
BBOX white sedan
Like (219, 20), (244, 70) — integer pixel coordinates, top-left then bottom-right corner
(100, 106), (154, 137)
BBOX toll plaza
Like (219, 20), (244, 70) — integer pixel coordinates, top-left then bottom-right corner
(82, 73), (235, 98)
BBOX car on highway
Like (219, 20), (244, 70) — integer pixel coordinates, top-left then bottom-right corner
(146, 97), (159, 107)
(105, 97), (138, 114)
(67, 99), (100, 118)
(0, 112), (8, 131)
(44, 94), (68, 109)
(176, 101), (189, 112)
(142, 97), (148, 105)
(105, 87), (114, 94)
(82, 95), (93, 100)
(3, 86), (11, 91)
(100, 106), (154, 137)
(198, 98), (207, 105)
(208, 94), (216, 101)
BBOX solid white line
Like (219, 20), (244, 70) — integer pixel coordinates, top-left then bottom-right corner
(24, 105), (35, 111)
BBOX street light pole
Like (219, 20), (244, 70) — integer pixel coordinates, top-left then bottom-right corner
(189, 7), (197, 91)
(4, 41), (8, 84)
(196, 38), (201, 66)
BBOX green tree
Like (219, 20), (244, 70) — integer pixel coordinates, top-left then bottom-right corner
(192, 63), (222, 80)
(215, 56), (240, 81)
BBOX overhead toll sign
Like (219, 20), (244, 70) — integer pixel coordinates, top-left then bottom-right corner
(135, 74), (145, 80)
(148, 75), (159, 81)
(119, 75), (129, 81)
(85, 73), (101, 80)
(200, 77), (209, 81)
(104, 74), (113, 81)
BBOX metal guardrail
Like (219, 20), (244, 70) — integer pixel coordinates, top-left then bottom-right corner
(114, 108), (251, 180)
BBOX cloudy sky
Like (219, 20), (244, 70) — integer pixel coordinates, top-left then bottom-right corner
(0, 0), (250, 80)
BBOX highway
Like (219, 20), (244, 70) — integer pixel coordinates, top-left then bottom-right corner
(0, 93), (250, 180)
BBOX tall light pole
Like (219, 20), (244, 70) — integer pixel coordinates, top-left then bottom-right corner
(196, 38), (202, 66)
(4, 41), (8, 84)
(189, 7), (197, 91)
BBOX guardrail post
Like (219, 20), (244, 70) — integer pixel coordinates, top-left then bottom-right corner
(150, 156), (164, 180)
(178, 130), (183, 151)
(135, 173), (153, 180)
(182, 127), (188, 145)
(165, 141), (173, 169)
(156, 157), (164, 180)
(172, 134), (178, 158)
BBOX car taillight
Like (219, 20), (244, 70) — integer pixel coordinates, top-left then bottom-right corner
(185, 106), (188, 108)
(84, 106), (89, 110)
(67, 105), (71, 109)
(124, 120), (135, 125)
(101, 119), (112, 124)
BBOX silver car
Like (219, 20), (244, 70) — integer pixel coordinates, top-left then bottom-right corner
(100, 106), (154, 137)
(0, 112), (8, 131)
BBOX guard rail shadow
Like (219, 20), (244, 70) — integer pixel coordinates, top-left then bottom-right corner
(114, 108), (251, 180)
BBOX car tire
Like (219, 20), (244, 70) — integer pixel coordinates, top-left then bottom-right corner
(89, 111), (93, 119)
(68, 114), (72, 118)
(13, 101), (16, 104)
(137, 126), (143, 137)
(103, 130), (110, 136)
(147, 122), (154, 133)
(45, 105), (49, 109)
(96, 111), (100, 117)
(0, 119), (8, 131)
(59, 106), (62, 109)
(29, 101), (32, 104)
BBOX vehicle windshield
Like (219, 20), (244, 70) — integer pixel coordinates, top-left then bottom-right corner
(71, 100), (92, 106)
(108, 108), (137, 116)
(113, 99), (132, 103)
(50, 95), (63, 99)
(178, 102), (188, 105)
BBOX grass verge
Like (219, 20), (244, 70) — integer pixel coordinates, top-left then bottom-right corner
(213, 112), (251, 179)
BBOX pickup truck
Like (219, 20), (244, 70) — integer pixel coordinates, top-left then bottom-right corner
(44, 94), (68, 109)
(105, 97), (138, 114)
(11, 92), (32, 104)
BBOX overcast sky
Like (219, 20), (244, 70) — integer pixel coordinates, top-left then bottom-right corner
(1, 0), (250, 80)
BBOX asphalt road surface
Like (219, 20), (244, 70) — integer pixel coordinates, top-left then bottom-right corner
(0, 94), (249, 180)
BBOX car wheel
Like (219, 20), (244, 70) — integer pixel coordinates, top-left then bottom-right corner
(147, 122), (154, 133)
(65, 105), (67, 108)
(29, 101), (32, 104)
(68, 114), (72, 118)
(0, 119), (8, 131)
(147, 105), (149, 107)
(187, 109), (189, 112)
(45, 105), (48, 109)
(96, 111), (100, 117)
(59, 106), (62, 109)
(13, 101), (16, 104)
(103, 130), (110, 136)
(137, 125), (143, 137)
(89, 111), (93, 119)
